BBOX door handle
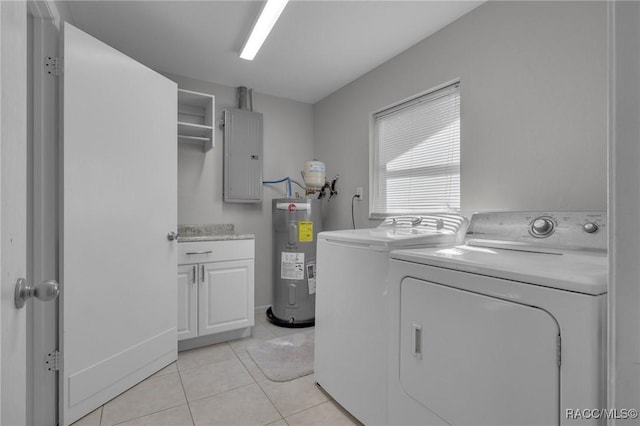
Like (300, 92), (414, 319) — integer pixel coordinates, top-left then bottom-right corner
(412, 323), (423, 360)
(186, 251), (212, 255)
(192, 265), (196, 284)
(167, 232), (178, 241)
(15, 278), (59, 309)
(201, 265), (205, 282)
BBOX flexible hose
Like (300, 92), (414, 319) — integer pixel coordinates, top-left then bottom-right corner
(263, 177), (293, 197)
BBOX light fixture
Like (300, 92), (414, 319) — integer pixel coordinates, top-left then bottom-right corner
(240, 0), (290, 61)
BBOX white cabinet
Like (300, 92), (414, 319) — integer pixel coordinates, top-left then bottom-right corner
(178, 88), (215, 152)
(177, 240), (254, 342)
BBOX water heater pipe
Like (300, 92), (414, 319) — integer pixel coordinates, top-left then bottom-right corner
(237, 86), (253, 111)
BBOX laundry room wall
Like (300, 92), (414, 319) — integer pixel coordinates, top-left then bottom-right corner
(164, 73), (314, 308)
(313, 1), (607, 230)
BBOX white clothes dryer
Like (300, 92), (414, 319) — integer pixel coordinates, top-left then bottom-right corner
(388, 211), (607, 426)
(314, 215), (466, 425)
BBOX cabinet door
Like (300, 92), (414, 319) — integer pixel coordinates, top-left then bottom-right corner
(199, 260), (255, 336)
(177, 265), (198, 341)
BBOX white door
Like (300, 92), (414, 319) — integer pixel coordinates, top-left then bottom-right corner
(199, 260), (254, 336)
(60, 23), (177, 425)
(0, 1), (28, 424)
(400, 277), (560, 426)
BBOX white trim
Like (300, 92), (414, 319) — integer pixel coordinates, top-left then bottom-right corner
(30, 13), (59, 426)
(27, 0), (59, 26)
(606, 1), (616, 421)
(0, 4), (3, 422)
(178, 327), (252, 352)
(607, 1), (640, 421)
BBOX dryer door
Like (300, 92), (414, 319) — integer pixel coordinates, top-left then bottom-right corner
(400, 278), (560, 426)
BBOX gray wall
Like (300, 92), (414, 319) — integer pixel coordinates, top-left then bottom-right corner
(168, 1), (608, 308)
(165, 73), (314, 307)
(314, 1), (607, 230)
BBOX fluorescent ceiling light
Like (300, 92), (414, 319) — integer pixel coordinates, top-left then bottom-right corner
(240, 0), (290, 61)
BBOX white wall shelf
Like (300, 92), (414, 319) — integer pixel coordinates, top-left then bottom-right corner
(178, 88), (215, 152)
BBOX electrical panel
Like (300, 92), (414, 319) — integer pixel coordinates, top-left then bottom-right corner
(223, 108), (263, 203)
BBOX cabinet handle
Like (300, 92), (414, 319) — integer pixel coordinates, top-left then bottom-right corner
(201, 265), (205, 282)
(412, 323), (423, 360)
(186, 250), (213, 255)
(191, 265), (196, 284)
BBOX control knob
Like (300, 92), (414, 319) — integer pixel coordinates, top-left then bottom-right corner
(531, 217), (554, 237)
(583, 222), (599, 233)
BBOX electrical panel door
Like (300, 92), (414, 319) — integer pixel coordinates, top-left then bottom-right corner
(224, 108), (263, 202)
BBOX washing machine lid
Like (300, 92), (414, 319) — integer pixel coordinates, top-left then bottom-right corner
(318, 228), (458, 248)
(390, 244), (607, 295)
(318, 214), (465, 248)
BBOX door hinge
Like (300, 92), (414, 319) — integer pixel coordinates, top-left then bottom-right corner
(556, 335), (562, 367)
(44, 56), (62, 76)
(45, 350), (61, 372)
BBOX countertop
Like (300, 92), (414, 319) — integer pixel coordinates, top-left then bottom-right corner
(177, 224), (254, 243)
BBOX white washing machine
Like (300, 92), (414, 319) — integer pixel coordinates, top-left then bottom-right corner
(314, 215), (466, 425)
(388, 211), (607, 426)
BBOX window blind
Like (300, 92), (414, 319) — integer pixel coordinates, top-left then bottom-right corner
(371, 83), (460, 217)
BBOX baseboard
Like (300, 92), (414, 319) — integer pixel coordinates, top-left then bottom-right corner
(178, 327), (252, 352)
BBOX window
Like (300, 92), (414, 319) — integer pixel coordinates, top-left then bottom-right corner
(370, 82), (460, 217)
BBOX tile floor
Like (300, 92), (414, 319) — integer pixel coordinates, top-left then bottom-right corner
(72, 314), (362, 426)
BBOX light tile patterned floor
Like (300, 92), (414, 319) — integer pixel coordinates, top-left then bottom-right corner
(71, 314), (362, 426)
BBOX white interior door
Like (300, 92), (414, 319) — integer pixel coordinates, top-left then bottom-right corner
(1, 2), (28, 425)
(60, 23), (177, 425)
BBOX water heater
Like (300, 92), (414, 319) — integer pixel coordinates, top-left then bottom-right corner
(267, 198), (322, 327)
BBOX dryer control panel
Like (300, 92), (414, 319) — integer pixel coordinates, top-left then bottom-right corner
(465, 211), (606, 252)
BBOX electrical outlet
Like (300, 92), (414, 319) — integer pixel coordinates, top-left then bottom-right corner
(356, 187), (364, 201)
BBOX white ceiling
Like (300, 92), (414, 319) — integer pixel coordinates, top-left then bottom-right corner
(64, 1), (482, 104)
